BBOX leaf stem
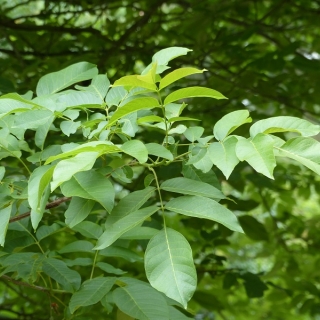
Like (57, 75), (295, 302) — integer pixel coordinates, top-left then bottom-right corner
(90, 250), (99, 279)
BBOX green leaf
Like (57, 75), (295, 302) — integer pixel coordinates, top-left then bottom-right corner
(161, 177), (225, 200)
(145, 228), (197, 308)
(28, 165), (55, 229)
(192, 150), (213, 173)
(36, 62), (98, 96)
(0, 205), (12, 246)
(96, 262), (126, 275)
(108, 97), (160, 127)
(51, 151), (99, 191)
(45, 141), (120, 164)
(99, 246), (143, 262)
(159, 67), (206, 90)
(113, 75), (157, 91)
(208, 136), (240, 179)
(61, 170), (114, 212)
(214, 110), (252, 141)
(137, 115), (164, 124)
(13, 110), (54, 129)
(120, 226), (159, 240)
(65, 197), (96, 228)
(105, 86), (127, 107)
(165, 196), (243, 232)
(35, 115), (55, 149)
(113, 277), (170, 319)
(94, 206), (158, 250)
(59, 240), (94, 253)
(105, 187), (155, 227)
(164, 87), (227, 105)
(276, 137), (320, 175)
(76, 74), (110, 101)
(42, 258), (81, 292)
(36, 223), (61, 241)
(236, 134), (276, 179)
(60, 120), (81, 137)
(69, 277), (116, 314)
(183, 126), (204, 142)
(72, 221), (103, 239)
(241, 273), (268, 298)
(152, 47), (192, 66)
(121, 140), (148, 163)
(146, 143), (174, 161)
(250, 116), (320, 137)
(0, 166), (5, 181)
(238, 215), (269, 241)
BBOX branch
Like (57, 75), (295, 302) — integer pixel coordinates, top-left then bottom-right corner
(1, 275), (49, 292)
(9, 197), (71, 223)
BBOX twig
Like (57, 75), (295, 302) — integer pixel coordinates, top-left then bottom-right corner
(9, 197), (71, 223)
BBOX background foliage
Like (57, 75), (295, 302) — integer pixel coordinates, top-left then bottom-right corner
(1, 1), (320, 319)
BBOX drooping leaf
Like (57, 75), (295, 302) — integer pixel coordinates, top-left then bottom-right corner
(94, 206), (158, 250)
(107, 97), (160, 127)
(208, 136), (240, 179)
(0, 205), (12, 246)
(164, 87), (227, 105)
(36, 62), (98, 96)
(250, 116), (320, 137)
(69, 277), (116, 314)
(159, 67), (206, 90)
(214, 110), (252, 141)
(145, 143), (174, 161)
(161, 177), (225, 200)
(113, 277), (170, 319)
(236, 134), (276, 179)
(61, 170), (114, 212)
(121, 140), (148, 163)
(28, 165), (55, 229)
(276, 137), (320, 175)
(51, 152), (99, 191)
(42, 258), (81, 292)
(65, 197), (96, 228)
(145, 228), (197, 308)
(105, 187), (155, 227)
(165, 196), (243, 232)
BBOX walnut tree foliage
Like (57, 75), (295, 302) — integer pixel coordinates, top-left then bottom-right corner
(0, 47), (320, 319)
(1, 1), (320, 320)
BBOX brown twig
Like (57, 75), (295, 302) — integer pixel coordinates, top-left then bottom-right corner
(9, 197), (71, 223)
(1, 275), (49, 292)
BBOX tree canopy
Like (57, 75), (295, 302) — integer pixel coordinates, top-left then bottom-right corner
(0, 1), (320, 320)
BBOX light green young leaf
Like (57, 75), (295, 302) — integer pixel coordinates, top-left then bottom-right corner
(113, 75), (157, 91)
(65, 197), (96, 228)
(161, 177), (225, 200)
(208, 136), (240, 178)
(36, 62), (98, 96)
(236, 134), (276, 179)
(165, 103), (187, 119)
(276, 137), (320, 175)
(183, 126), (204, 142)
(214, 110), (252, 141)
(94, 206), (158, 250)
(105, 187), (155, 227)
(51, 152), (99, 191)
(159, 67), (206, 90)
(61, 170), (114, 212)
(164, 86), (227, 105)
(69, 277), (116, 314)
(113, 277), (170, 319)
(42, 258), (81, 292)
(152, 47), (192, 66)
(45, 141), (120, 164)
(165, 196), (243, 233)
(145, 228), (197, 308)
(137, 115), (164, 124)
(250, 116), (320, 137)
(28, 165), (55, 229)
(13, 110), (54, 130)
(107, 97), (160, 127)
(0, 205), (12, 246)
(121, 140), (148, 163)
(146, 143), (174, 160)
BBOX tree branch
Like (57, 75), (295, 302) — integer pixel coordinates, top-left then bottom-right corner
(9, 197), (71, 223)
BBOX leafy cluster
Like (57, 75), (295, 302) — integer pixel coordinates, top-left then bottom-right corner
(1, 47), (320, 319)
